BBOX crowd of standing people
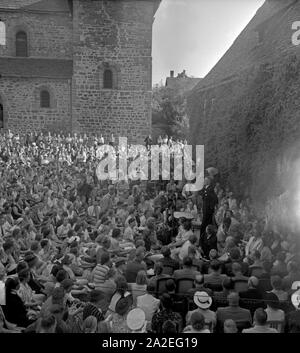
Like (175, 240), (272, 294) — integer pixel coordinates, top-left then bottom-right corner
(0, 130), (300, 334)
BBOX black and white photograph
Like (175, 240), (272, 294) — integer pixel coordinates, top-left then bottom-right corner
(0, 0), (300, 346)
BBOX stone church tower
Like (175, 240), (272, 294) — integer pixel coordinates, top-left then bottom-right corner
(0, 0), (160, 143)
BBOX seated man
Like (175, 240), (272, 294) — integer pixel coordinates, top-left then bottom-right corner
(173, 256), (201, 281)
(242, 308), (278, 333)
(216, 292), (252, 332)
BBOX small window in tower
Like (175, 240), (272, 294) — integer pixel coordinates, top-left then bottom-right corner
(40, 90), (50, 108)
(0, 103), (3, 128)
(0, 20), (6, 46)
(16, 31), (28, 57)
(103, 69), (113, 89)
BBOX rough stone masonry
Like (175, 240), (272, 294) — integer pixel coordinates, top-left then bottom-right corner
(0, 0), (161, 144)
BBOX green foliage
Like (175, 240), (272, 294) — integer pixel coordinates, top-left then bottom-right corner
(225, 55), (300, 202)
(152, 85), (189, 139)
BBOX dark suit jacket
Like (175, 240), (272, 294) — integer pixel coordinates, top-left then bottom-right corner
(173, 268), (200, 281)
(199, 185), (218, 214)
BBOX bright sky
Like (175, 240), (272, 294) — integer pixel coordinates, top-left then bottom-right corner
(152, 0), (265, 85)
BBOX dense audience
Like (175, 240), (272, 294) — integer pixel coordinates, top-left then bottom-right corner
(0, 130), (300, 334)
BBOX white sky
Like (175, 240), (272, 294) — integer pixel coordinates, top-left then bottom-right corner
(152, 0), (265, 85)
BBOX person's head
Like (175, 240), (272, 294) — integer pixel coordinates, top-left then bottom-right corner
(5, 277), (20, 294)
(287, 261), (298, 274)
(100, 252), (110, 266)
(276, 251), (286, 263)
(83, 316), (98, 333)
(3, 240), (14, 254)
(56, 269), (68, 284)
(253, 308), (268, 326)
(30, 241), (41, 253)
(227, 292), (240, 307)
(204, 177), (211, 186)
(61, 279), (74, 293)
(135, 247), (145, 263)
(194, 274), (204, 286)
(251, 250), (261, 261)
(224, 319), (237, 333)
(248, 276), (259, 289)
(40, 239), (50, 251)
(165, 279), (176, 293)
(115, 275), (128, 296)
(209, 248), (218, 260)
(24, 253), (38, 269)
(160, 293), (173, 311)
(161, 246), (171, 258)
(112, 228), (121, 239)
(114, 257), (127, 272)
(232, 262), (242, 276)
(49, 304), (65, 321)
(183, 256), (193, 268)
(162, 320), (177, 334)
(108, 185), (115, 196)
(0, 263), (6, 281)
(89, 289), (105, 305)
(183, 219), (192, 231)
(229, 248), (241, 262)
(206, 225), (215, 236)
(223, 217), (231, 230)
(136, 270), (147, 285)
(210, 260), (221, 273)
(128, 217), (136, 228)
(38, 315), (57, 333)
(146, 283), (156, 295)
(16, 261), (29, 274)
(191, 311), (206, 331)
(115, 296), (132, 317)
(18, 268), (30, 283)
(264, 292), (281, 310)
(222, 277), (234, 291)
(154, 262), (163, 276)
(271, 275), (283, 291)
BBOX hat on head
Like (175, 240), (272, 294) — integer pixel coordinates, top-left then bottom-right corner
(126, 308), (146, 331)
(193, 291), (212, 309)
(292, 281), (300, 291)
(114, 257), (127, 267)
(24, 253), (37, 265)
(115, 296), (132, 316)
(61, 279), (75, 290)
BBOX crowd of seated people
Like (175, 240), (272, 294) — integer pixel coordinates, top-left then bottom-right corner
(0, 130), (300, 333)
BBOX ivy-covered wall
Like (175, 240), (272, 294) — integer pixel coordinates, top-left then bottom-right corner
(188, 55), (300, 205)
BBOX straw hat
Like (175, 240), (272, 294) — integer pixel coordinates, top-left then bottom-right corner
(126, 308), (146, 331)
(193, 291), (212, 309)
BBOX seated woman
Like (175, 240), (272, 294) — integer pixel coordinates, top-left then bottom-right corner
(17, 268), (44, 307)
(129, 270), (148, 306)
(2, 277), (31, 328)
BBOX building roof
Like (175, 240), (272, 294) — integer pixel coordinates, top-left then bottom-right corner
(22, 0), (71, 12)
(192, 0), (299, 93)
(0, 0), (70, 12)
(0, 57), (73, 78)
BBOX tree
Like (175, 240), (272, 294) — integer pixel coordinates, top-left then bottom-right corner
(152, 84), (189, 140)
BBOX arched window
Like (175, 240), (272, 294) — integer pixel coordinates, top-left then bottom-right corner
(103, 69), (113, 89)
(16, 31), (28, 57)
(40, 90), (50, 108)
(0, 102), (3, 129)
(0, 20), (6, 46)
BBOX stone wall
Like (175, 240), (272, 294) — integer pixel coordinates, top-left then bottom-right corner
(0, 77), (72, 132)
(188, 0), (300, 203)
(72, 0), (157, 143)
(0, 11), (73, 58)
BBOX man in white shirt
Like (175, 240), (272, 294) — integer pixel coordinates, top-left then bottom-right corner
(124, 218), (136, 243)
(137, 283), (160, 324)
